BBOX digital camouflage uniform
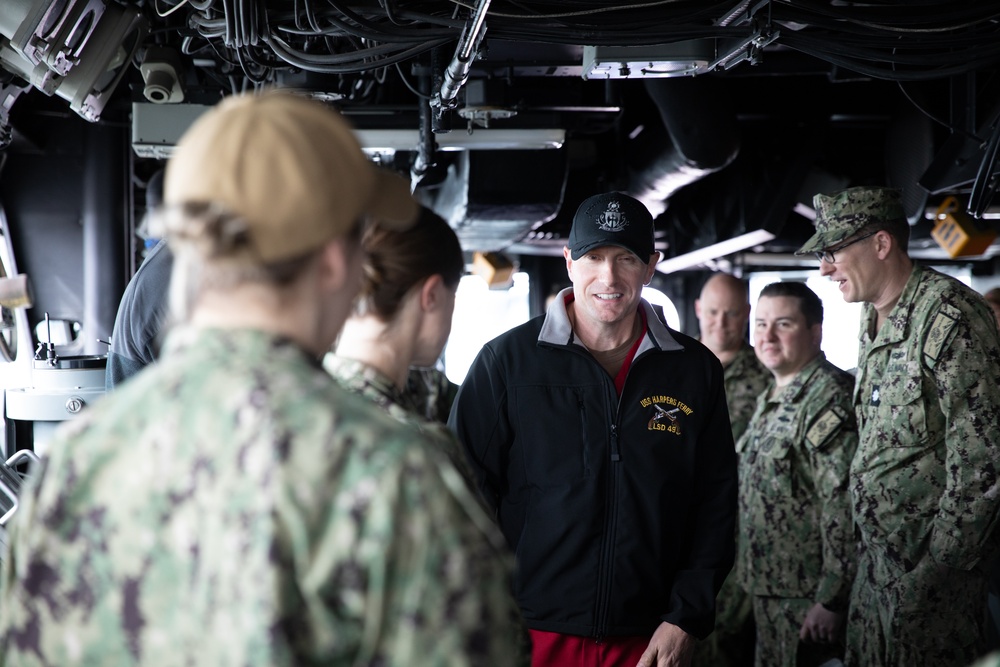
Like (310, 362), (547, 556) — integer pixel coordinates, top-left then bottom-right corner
(694, 342), (769, 667)
(324, 355), (475, 486)
(405, 367), (459, 424)
(737, 353), (858, 667)
(724, 343), (771, 444)
(848, 264), (1000, 667)
(0, 327), (526, 667)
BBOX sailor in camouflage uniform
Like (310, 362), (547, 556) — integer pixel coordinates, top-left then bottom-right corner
(326, 207), (473, 482)
(797, 185), (1000, 667)
(737, 281), (857, 667)
(696, 272), (771, 443)
(724, 343), (771, 443)
(694, 272), (769, 667)
(0, 91), (525, 666)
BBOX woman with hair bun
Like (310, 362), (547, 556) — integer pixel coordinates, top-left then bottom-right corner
(325, 205), (470, 474)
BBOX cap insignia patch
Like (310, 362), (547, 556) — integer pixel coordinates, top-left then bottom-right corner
(598, 200), (629, 233)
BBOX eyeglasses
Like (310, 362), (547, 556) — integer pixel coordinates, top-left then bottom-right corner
(813, 230), (878, 264)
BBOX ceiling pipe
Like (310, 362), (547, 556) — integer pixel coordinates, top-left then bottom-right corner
(628, 77), (741, 217)
(432, 0), (491, 128)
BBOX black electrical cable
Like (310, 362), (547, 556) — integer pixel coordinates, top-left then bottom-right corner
(247, 0), (260, 46)
(308, 0), (326, 33)
(276, 12), (451, 43)
(244, 42), (278, 69)
(389, 9), (467, 28)
(771, 0), (1000, 31)
(223, 0), (237, 47)
(190, 20), (226, 39)
(813, 28), (1000, 63)
(394, 61), (431, 99)
(379, 0), (404, 26)
(272, 37), (428, 64)
(237, 0), (249, 47)
(969, 119), (1000, 218)
(324, 0), (448, 39)
(171, 0), (1000, 83)
(236, 47), (267, 82)
(286, 3), (457, 42)
(264, 32), (449, 73)
(781, 32), (1000, 81)
(799, 37), (1000, 69)
(895, 81), (980, 141)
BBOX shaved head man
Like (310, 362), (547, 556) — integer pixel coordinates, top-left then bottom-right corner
(696, 273), (753, 366)
(692, 273), (770, 667)
(694, 273), (769, 442)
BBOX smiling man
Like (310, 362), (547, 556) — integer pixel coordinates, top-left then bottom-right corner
(737, 281), (857, 667)
(797, 185), (1000, 667)
(450, 191), (737, 667)
(695, 273), (770, 444)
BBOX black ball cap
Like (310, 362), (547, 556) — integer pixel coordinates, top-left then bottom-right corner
(568, 192), (655, 260)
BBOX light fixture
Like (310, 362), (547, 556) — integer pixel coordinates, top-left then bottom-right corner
(132, 102), (566, 158)
(655, 229), (776, 274)
(582, 41), (716, 79)
(356, 128), (565, 154)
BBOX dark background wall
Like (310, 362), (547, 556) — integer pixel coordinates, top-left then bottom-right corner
(0, 100), (128, 357)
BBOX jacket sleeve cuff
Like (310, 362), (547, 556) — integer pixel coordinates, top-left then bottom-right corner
(814, 576), (849, 613)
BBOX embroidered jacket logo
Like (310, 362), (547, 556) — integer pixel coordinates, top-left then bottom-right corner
(597, 200), (628, 232)
(641, 395), (693, 436)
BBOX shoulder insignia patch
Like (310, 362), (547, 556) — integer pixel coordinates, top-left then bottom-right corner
(924, 304), (960, 364)
(805, 406), (844, 450)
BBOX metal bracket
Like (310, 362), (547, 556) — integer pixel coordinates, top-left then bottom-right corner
(709, 0), (779, 72)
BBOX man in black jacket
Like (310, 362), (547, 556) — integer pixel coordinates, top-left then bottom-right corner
(449, 191), (738, 667)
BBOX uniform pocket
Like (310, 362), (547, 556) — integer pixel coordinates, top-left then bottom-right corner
(512, 385), (594, 485)
(746, 436), (794, 497)
(877, 374), (928, 447)
(889, 556), (986, 650)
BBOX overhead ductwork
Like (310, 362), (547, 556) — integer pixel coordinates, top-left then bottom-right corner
(627, 78), (741, 217)
(427, 149), (568, 253)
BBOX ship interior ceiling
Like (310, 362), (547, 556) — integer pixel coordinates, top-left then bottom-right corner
(1, 0), (1000, 356)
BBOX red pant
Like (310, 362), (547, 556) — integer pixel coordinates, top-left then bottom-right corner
(529, 629), (650, 667)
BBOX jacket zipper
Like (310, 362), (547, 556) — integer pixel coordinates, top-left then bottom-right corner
(568, 335), (652, 640)
(594, 379), (624, 639)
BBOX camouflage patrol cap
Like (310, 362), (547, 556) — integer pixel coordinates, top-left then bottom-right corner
(795, 186), (906, 255)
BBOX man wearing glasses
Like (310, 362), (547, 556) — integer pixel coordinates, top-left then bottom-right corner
(796, 186), (1000, 667)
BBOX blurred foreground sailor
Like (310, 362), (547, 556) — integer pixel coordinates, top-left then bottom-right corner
(798, 185), (1000, 667)
(0, 90), (525, 666)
